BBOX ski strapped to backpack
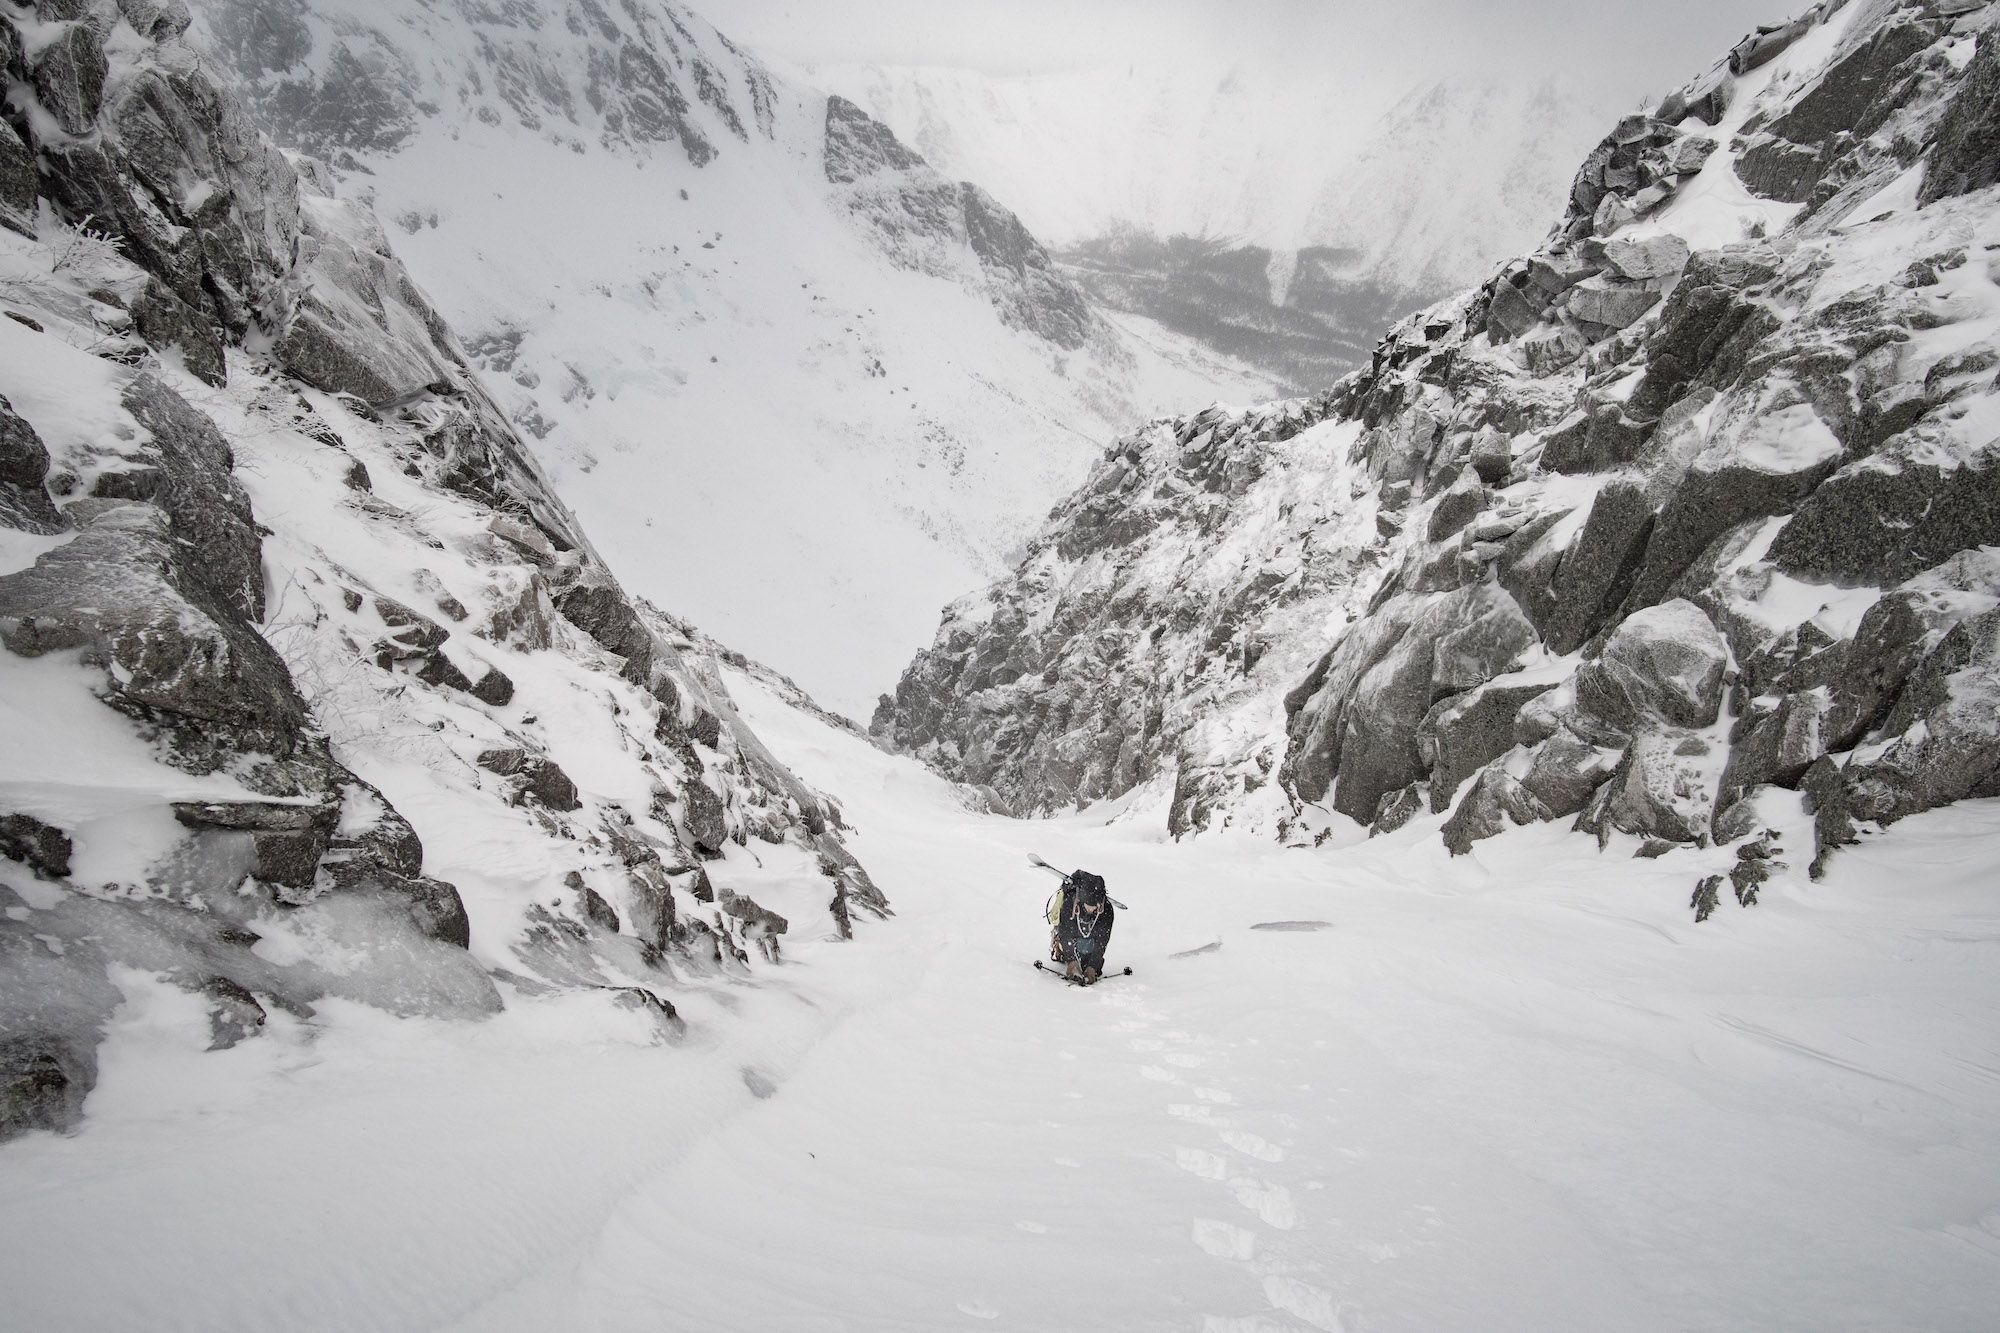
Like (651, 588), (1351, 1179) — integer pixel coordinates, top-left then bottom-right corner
(1027, 853), (1129, 909)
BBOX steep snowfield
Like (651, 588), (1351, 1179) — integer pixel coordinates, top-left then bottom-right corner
(357, 127), (1270, 720)
(189, 0), (1281, 720)
(821, 61), (1617, 297)
(4, 679), (1998, 1329)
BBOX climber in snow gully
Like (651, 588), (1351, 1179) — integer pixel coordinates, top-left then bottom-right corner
(1030, 854), (1130, 985)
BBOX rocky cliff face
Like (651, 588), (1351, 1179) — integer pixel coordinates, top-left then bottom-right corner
(1059, 230), (1406, 395)
(881, 0), (2000, 890)
(824, 93), (1093, 350)
(202, 0), (770, 164)
(0, 0), (884, 1143)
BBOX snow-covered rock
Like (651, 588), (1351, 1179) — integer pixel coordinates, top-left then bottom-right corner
(882, 0), (2000, 888)
(0, 0), (884, 1142)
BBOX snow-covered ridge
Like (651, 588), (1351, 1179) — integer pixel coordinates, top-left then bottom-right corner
(1, 0), (887, 1142)
(183, 0), (1284, 717)
(880, 0), (2000, 903)
(201, 0), (775, 163)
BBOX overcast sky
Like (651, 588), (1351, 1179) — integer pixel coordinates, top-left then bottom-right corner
(712, 0), (1803, 98)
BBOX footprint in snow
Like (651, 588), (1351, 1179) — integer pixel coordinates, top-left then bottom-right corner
(1168, 1102), (1233, 1128)
(1141, 1065), (1179, 1082)
(1219, 1128), (1284, 1162)
(1191, 1217), (1258, 1262)
(1014, 1220), (1047, 1234)
(1201, 1317), (1289, 1333)
(1263, 1276), (1350, 1332)
(1195, 1085), (1235, 1104)
(1164, 1052), (1205, 1068)
(1175, 1146), (1231, 1181)
(1130, 1037), (1166, 1052)
(954, 1298), (1000, 1320)
(1229, 1176), (1298, 1230)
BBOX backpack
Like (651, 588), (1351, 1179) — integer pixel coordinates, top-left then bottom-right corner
(1066, 870), (1109, 937)
(1044, 870), (1111, 933)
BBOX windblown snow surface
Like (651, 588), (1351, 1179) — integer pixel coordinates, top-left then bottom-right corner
(4, 676), (1997, 1331)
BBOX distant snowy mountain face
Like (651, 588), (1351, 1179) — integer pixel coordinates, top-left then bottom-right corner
(0, 0), (888, 1142)
(881, 0), (2000, 905)
(1060, 230), (1406, 396)
(186, 0), (1282, 719)
(823, 64), (1618, 389)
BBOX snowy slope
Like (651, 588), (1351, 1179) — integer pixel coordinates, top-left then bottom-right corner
(5, 671), (1998, 1329)
(188, 0), (1283, 719)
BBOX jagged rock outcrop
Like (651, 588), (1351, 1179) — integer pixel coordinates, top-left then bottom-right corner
(824, 95), (1093, 349)
(876, 397), (1357, 831)
(0, 0), (884, 1144)
(201, 0), (765, 165)
(882, 0), (2000, 881)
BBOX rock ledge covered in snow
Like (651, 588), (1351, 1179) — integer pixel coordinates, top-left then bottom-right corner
(0, 0), (884, 1143)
